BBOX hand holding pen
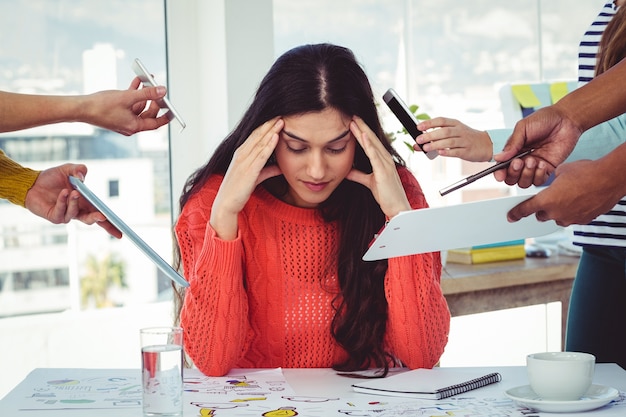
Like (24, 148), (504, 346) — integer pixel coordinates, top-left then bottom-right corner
(439, 150), (534, 196)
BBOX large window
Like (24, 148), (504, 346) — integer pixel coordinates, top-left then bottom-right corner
(0, 0), (172, 317)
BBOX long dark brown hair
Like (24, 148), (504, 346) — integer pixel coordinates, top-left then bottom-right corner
(173, 43), (405, 374)
(596, 5), (626, 76)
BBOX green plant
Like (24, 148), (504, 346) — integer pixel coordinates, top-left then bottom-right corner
(80, 253), (127, 308)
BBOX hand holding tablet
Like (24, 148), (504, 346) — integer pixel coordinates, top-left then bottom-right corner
(69, 176), (189, 288)
(363, 194), (560, 261)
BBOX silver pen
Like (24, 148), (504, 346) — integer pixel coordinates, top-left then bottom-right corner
(439, 149), (534, 196)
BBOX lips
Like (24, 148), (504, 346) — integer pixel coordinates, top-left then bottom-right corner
(303, 181), (329, 192)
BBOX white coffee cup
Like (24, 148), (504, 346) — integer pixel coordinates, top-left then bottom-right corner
(526, 351), (595, 401)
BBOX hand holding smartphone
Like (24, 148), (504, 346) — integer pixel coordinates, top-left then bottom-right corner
(132, 58), (186, 131)
(383, 88), (437, 160)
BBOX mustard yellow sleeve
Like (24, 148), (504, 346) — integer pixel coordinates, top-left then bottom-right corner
(0, 150), (40, 207)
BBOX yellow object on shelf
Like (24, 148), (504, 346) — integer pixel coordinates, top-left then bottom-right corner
(447, 244), (526, 265)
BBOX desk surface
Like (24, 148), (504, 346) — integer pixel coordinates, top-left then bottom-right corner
(2, 364), (624, 416)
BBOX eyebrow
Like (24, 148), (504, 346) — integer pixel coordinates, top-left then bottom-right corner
(282, 129), (350, 143)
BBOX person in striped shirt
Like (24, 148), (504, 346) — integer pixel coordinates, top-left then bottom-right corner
(565, 0), (626, 369)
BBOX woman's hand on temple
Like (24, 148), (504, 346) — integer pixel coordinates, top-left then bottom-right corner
(210, 118), (284, 239)
(346, 116), (411, 219)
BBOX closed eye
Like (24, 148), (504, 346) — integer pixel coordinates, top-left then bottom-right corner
(327, 145), (347, 154)
(286, 144), (307, 154)
(281, 129), (351, 155)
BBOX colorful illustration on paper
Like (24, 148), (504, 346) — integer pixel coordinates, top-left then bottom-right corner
(6, 368), (626, 416)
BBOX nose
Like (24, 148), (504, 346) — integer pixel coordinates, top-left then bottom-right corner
(305, 151), (326, 180)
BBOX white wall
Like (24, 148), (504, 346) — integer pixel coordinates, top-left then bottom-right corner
(165, 0), (275, 219)
(0, 301), (173, 399)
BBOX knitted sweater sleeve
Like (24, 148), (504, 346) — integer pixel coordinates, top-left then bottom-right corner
(174, 177), (251, 376)
(384, 167), (450, 368)
(0, 150), (40, 206)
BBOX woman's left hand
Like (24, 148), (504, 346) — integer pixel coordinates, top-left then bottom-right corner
(346, 116), (411, 219)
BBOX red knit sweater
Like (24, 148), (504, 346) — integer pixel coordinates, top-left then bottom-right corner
(175, 167), (450, 376)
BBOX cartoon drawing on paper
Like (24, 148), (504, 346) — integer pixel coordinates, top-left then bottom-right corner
(262, 406), (298, 416)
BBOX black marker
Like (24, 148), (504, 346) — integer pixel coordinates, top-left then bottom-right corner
(439, 149), (534, 196)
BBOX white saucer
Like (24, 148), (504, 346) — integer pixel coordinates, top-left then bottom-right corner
(505, 384), (620, 413)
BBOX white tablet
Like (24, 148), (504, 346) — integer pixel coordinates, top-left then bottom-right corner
(363, 194), (561, 261)
(69, 176), (189, 287)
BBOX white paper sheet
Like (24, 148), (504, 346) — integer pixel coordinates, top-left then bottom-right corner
(363, 194), (560, 261)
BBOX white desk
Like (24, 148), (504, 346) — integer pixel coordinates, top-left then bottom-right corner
(1, 364), (625, 416)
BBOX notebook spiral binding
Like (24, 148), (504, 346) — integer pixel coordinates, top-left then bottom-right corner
(436, 372), (502, 399)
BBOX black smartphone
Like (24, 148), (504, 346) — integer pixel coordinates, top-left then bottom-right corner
(383, 88), (437, 160)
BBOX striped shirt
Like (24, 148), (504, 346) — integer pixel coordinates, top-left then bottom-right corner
(573, 2), (626, 248)
(577, 2), (616, 85)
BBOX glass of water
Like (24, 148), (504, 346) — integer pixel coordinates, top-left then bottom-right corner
(140, 326), (184, 416)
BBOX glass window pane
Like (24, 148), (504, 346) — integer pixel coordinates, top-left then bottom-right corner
(0, 0), (172, 318)
(109, 179), (120, 198)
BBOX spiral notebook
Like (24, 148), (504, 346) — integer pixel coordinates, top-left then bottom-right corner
(352, 368), (502, 399)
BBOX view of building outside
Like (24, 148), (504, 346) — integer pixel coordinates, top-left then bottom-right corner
(0, 0), (171, 317)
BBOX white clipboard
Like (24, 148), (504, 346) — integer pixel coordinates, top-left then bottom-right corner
(363, 194), (560, 261)
(69, 176), (189, 287)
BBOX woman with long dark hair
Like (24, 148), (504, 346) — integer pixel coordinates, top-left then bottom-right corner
(173, 43), (450, 376)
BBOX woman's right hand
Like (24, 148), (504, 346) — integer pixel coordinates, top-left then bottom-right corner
(210, 117), (284, 240)
(416, 117), (493, 162)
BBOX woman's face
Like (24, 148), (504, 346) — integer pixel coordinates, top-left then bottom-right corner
(274, 107), (356, 208)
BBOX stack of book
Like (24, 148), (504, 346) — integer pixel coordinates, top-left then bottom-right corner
(447, 239), (526, 265)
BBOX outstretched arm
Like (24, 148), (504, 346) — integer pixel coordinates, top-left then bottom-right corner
(416, 117), (493, 162)
(498, 59), (626, 224)
(0, 78), (170, 135)
(494, 58), (626, 187)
